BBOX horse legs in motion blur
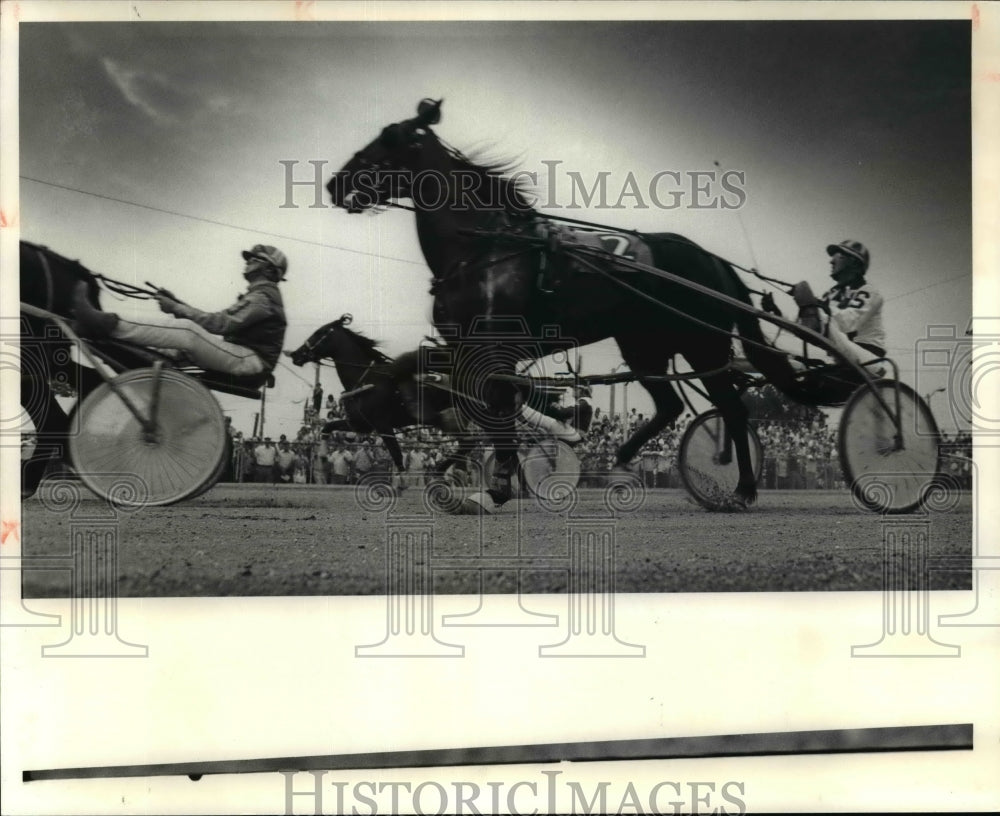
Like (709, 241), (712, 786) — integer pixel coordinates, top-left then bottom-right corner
(327, 100), (802, 510)
(612, 331), (757, 506)
(19, 316), (104, 498)
(611, 334), (685, 467)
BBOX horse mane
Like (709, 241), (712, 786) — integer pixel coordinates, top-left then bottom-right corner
(438, 139), (536, 217)
(22, 240), (98, 283)
(331, 319), (394, 364)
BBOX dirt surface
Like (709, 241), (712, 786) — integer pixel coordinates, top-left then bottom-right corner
(20, 482), (973, 597)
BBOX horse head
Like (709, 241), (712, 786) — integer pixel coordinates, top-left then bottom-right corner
(328, 99), (444, 213)
(289, 313), (355, 366)
(20, 240), (102, 317)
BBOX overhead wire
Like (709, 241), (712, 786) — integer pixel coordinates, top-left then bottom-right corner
(19, 175), (426, 268)
(884, 272), (971, 303)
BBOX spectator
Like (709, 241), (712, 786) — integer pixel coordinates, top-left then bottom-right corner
(230, 432), (246, 483)
(311, 435), (329, 484)
(639, 447), (658, 489)
(405, 445), (428, 488)
(328, 443), (353, 485)
(656, 445), (672, 488)
(222, 417), (237, 482)
(276, 440), (296, 483)
(353, 441), (374, 483)
(239, 440), (256, 483)
(292, 444), (310, 484)
(254, 437), (277, 483)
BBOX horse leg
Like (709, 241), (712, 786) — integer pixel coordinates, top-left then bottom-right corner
(612, 341), (684, 468)
(614, 380), (683, 467)
(483, 381), (521, 506)
(322, 418), (352, 435)
(698, 372), (757, 506)
(20, 353), (102, 498)
(464, 365), (518, 507)
(20, 377), (65, 498)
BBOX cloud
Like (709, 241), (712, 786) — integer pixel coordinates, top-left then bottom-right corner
(101, 57), (214, 124)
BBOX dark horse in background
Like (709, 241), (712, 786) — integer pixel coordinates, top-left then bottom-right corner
(289, 314), (478, 480)
(327, 99), (799, 510)
(18, 241), (109, 497)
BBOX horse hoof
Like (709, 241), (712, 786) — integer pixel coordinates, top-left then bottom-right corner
(457, 491), (503, 515)
(697, 492), (753, 513)
(718, 493), (753, 512)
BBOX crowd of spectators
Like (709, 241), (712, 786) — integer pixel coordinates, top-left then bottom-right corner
(221, 396), (975, 491)
(573, 408), (846, 489)
(22, 402), (975, 493)
(223, 397), (482, 487)
(22, 372), (974, 493)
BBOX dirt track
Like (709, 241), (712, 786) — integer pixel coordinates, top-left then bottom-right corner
(20, 483), (972, 597)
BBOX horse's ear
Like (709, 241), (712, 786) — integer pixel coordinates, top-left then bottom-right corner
(416, 98), (442, 126)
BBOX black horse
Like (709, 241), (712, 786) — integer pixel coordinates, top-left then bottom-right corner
(289, 315), (479, 480)
(327, 100), (798, 509)
(18, 241), (110, 496)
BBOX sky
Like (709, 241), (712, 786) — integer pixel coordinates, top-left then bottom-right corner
(13, 16), (974, 436)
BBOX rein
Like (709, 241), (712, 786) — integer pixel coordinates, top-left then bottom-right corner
(94, 275), (161, 300)
(456, 214), (796, 297)
(565, 245), (796, 365)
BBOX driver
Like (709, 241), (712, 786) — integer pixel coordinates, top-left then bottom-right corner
(71, 244), (288, 378)
(793, 239), (885, 370)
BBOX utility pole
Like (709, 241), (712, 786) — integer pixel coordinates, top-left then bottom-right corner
(623, 381), (630, 444)
(259, 388), (266, 439)
(610, 362), (628, 421)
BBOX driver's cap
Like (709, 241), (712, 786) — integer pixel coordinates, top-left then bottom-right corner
(826, 240), (869, 270)
(242, 244), (288, 279)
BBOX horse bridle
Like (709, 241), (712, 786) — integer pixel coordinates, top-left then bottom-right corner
(297, 315), (387, 391)
(299, 314), (352, 358)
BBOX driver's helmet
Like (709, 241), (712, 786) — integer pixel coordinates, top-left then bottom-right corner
(242, 244), (288, 280)
(826, 240), (869, 271)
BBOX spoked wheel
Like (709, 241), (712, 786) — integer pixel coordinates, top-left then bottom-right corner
(519, 439), (581, 502)
(68, 368), (227, 506)
(188, 435), (231, 499)
(678, 409), (763, 509)
(839, 380), (941, 514)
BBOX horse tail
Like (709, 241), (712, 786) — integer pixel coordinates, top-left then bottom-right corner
(723, 263), (799, 395)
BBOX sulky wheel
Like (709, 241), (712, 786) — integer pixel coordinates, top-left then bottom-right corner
(68, 368), (227, 506)
(678, 409), (763, 510)
(187, 433), (232, 499)
(519, 439), (581, 502)
(839, 380), (941, 514)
